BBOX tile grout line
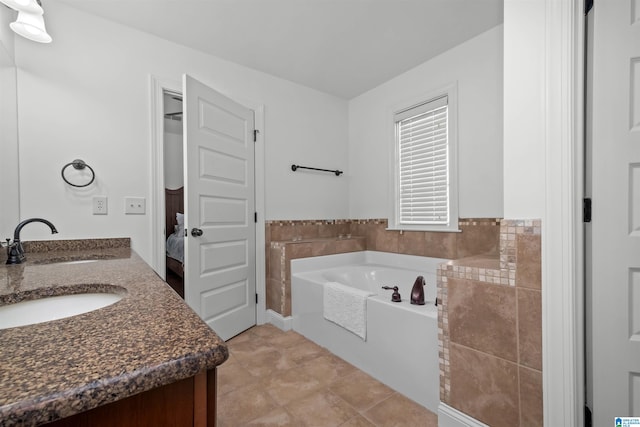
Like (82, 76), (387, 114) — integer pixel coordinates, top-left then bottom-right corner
(222, 325), (438, 426)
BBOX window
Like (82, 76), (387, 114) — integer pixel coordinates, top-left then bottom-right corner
(390, 87), (458, 232)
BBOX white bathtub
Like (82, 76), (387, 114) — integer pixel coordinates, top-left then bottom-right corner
(291, 251), (449, 412)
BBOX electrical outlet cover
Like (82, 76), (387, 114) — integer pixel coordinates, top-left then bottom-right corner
(93, 196), (108, 215)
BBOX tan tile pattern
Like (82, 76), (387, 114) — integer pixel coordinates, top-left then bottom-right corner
(499, 219), (542, 286)
(448, 277), (518, 362)
(438, 219), (542, 426)
(449, 344), (519, 427)
(517, 288), (542, 371)
(218, 325), (438, 427)
(519, 366), (543, 426)
(267, 237), (366, 316)
(265, 218), (501, 317)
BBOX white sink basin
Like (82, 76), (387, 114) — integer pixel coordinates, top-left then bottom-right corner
(0, 292), (123, 329)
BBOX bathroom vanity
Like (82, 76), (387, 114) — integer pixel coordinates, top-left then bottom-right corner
(0, 238), (228, 426)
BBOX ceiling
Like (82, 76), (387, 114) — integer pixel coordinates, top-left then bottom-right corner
(55, 0), (503, 99)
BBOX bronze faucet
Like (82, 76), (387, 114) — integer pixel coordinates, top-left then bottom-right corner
(6, 218), (58, 264)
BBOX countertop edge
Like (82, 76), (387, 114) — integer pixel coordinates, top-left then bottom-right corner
(1, 350), (227, 425)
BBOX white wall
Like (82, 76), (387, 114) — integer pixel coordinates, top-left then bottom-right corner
(0, 5), (19, 238)
(503, 1), (545, 219)
(13, 1), (349, 264)
(347, 26), (504, 219)
(163, 118), (183, 190)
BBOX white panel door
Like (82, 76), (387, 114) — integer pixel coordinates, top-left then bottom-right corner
(183, 74), (256, 341)
(590, 0), (640, 424)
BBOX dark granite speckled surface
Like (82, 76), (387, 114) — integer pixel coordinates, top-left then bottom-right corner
(0, 239), (228, 427)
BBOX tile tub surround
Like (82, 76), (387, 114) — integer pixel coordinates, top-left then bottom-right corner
(438, 219), (542, 427)
(0, 239), (228, 426)
(266, 218), (499, 316)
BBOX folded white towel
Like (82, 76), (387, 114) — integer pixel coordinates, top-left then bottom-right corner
(323, 281), (373, 340)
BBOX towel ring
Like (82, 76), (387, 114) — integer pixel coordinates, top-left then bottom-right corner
(61, 159), (95, 188)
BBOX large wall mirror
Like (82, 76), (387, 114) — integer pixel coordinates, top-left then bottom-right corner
(0, 9), (20, 238)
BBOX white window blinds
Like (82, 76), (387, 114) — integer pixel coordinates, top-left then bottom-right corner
(395, 95), (449, 225)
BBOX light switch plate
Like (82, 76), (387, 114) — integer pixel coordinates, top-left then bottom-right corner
(124, 197), (145, 215)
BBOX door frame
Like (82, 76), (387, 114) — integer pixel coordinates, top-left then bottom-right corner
(543, 0), (585, 425)
(148, 75), (267, 325)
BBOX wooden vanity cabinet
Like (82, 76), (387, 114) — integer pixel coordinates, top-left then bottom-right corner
(44, 369), (217, 427)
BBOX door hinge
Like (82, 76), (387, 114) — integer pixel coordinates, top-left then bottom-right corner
(255, 293), (258, 304)
(253, 129), (259, 142)
(584, 405), (592, 427)
(585, 0), (593, 15)
(583, 198), (592, 223)
(254, 212), (257, 223)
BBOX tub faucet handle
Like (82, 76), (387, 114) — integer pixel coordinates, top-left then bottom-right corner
(382, 285), (401, 303)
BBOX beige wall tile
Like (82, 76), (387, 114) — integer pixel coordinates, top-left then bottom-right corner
(516, 234), (541, 289)
(424, 231), (458, 259)
(335, 238), (365, 254)
(287, 242), (313, 261)
(337, 222), (350, 236)
(351, 221), (378, 249)
(518, 288), (542, 370)
(265, 222), (272, 243)
(311, 240), (337, 256)
(449, 343), (519, 427)
(283, 280), (292, 316)
(373, 224), (399, 252)
(270, 223), (297, 241)
(266, 278), (283, 313)
(457, 223), (500, 258)
(448, 278), (517, 362)
(398, 231), (427, 256)
(305, 223), (323, 239)
(318, 223), (337, 238)
(269, 247), (283, 281)
(519, 366), (543, 427)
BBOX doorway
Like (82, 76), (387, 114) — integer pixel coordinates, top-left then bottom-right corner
(150, 75), (267, 339)
(162, 90), (185, 298)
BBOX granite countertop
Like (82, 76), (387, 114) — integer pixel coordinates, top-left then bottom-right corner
(0, 238), (228, 427)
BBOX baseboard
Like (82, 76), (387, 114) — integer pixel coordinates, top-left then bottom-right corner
(438, 403), (488, 427)
(266, 309), (292, 331)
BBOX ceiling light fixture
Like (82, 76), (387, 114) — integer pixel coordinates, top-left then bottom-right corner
(10, 9), (51, 43)
(0, 0), (42, 14)
(0, 0), (52, 43)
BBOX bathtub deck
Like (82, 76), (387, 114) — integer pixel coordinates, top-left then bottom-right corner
(217, 324), (438, 426)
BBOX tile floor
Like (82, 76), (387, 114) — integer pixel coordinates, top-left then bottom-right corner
(217, 324), (438, 426)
